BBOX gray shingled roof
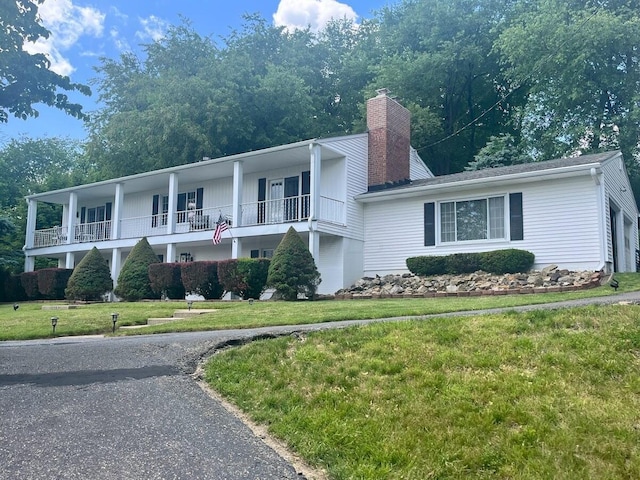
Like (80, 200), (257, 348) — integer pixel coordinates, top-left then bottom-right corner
(372, 150), (620, 193)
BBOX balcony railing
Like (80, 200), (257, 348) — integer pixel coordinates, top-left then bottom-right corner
(31, 195), (344, 248)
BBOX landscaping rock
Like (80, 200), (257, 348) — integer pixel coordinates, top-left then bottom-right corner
(336, 268), (603, 298)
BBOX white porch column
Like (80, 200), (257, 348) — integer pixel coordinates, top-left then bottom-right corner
(111, 248), (122, 289)
(232, 237), (242, 259)
(232, 160), (243, 226)
(309, 143), (321, 222)
(166, 243), (176, 263)
(66, 192), (77, 244)
(308, 143), (321, 263)
(112, 183), (124, 239)
(25, 198), (37, 249)
(167, 173), (179, 234)
(65, 252), (75, 269)
(24, 256), (35, 273)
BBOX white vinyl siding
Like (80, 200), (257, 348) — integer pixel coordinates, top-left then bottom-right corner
(363, 175), (603, 276)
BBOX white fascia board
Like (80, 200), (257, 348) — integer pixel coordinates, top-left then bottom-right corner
(356, 163), (603, 203)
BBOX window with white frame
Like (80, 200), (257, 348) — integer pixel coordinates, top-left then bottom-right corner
(440, 196), (505, 242)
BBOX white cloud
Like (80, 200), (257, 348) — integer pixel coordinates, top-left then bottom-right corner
(110, 27), (131, 52)
(273, 0), (358, 32)
(23, 0), (105, 76)
(136, 15), (169, 42)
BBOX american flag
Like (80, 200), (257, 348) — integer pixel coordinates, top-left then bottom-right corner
(213, 215), (229, 245)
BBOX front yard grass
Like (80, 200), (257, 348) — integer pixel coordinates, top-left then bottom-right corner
(205, 303), (640, 479)
(1, 272), (639, 341)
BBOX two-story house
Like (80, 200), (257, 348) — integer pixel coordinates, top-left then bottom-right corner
(22, 90), (638, 296)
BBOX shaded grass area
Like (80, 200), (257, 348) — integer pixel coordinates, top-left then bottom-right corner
(1, 273), (639, 341)
(205, 304), (640, 479)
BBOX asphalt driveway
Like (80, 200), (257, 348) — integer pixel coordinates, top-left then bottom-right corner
(2, 291), (639, 479)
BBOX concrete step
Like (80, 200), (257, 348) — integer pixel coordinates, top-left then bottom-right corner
(146, 309), (217, 326)
(147, 317), (186, 326)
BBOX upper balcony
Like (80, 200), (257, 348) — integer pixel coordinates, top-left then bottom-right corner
(32, 194), (345, 249)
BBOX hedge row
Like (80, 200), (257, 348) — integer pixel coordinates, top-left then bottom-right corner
(406, 249), (535, 276)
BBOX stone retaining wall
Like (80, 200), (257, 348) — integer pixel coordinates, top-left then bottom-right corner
(334, 265), (604, 299)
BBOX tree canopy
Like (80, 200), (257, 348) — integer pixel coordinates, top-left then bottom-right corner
(0, 0), (90, 123)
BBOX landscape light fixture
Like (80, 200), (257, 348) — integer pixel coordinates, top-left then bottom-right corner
(248, 299), (254, 305)
(13, 303), (19, 311)
(187, 300), (193, 311)
(51, 316), (58, 334)
(111, 313), (119, 333)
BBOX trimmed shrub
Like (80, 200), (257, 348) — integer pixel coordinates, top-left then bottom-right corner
(181, 261), (223, 299)
(445, 253), (483, 274)
(406, 256), (446, 276)
(407, 248), (534, 276)
(218, 258), (270, 300)
(65, 247), (113, 301)
(480, 248), (535, 274)
(267, 226), (321, 301)
(149, 263), (185, 300)
(114, 237), (161, 301)
(0, 269), (26, 302)
(20, 271), (40, 300)
(37, 268), (73, 300)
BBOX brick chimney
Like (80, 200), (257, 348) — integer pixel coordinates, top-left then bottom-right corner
(367, 88), (411, 191)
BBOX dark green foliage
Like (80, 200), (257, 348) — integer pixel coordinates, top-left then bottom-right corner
(65, 247), (113, 301)
(149, 263), (185, 300)
(114, 238), (160, 301)
(218, 258), (270, 300)
(181, 261), (223, 299)
(20, 271), (40, 300)
(445, 253), (483, 274)
(37, 268), (73, 300)
(0, 268), (26, 302)
(267, 227), (321, 301)
(480, 249), (535, 275)
(406, 256), (447, 276)
(407, 249), (535, 276)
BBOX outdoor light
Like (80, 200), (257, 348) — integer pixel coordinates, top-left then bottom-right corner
(13, 303), (19, 311)
(187, 300), (193, 311)
(51, 316), (58, 334)
(248, 299), (254, 305)
(111, 313), (119, 333)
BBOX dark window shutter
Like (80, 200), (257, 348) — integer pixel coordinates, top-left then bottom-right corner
(284, 176), (298, 197)
(177, 193), (186, 212)
(105, 202), (112, 221)
(258, 178), (266, 224)
(80, 207), (86, 224)
(152, 195), (159, 227)
(196, 188), (203, 209)
(302, 171), (310, 195)
(250, 249), (259, 259)
(509, 193), (523, 241)
(424, 202), (435, 246)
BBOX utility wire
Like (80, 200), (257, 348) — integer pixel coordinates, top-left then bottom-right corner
(416, 5), (602, 153)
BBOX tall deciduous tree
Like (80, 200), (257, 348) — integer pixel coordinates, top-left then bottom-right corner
(0, 0), (90, 122)
(496, 0), (640, 166)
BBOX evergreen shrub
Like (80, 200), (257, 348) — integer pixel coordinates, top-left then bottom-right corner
(266, 226), (320, 300)
(65, 247), (113, 301)
(218, 258), (270, 300)
(114, 237), (160, 301)
(0, 269), (26, 302)
(406, 249), (535, 276)
(480, 248), (535, 274)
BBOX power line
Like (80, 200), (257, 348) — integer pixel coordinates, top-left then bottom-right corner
(416, 5), (602, 153)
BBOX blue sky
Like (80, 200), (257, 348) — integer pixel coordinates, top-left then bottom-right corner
(1, 0), (391, 145)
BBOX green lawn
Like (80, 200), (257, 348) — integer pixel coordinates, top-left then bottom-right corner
(1, 273), (639, 341)
(205, 303), (640, 479)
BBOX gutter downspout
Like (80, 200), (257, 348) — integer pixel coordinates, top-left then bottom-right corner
(592, 167), (608, 272)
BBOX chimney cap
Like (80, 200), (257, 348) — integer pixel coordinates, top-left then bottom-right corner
(375, 88), (390, 97)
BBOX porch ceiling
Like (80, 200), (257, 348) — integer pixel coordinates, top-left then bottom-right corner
(28, 140), (344, 205)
